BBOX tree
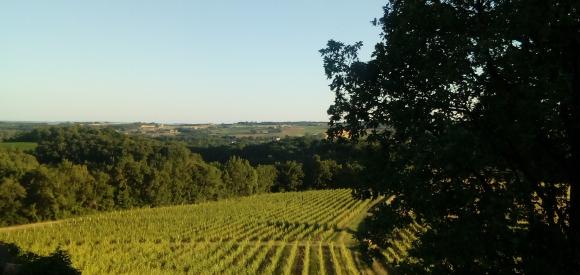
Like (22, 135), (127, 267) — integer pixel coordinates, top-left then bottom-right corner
(309, 155), (340, 189)
(20, 166), (67, 220)
(0, 178), (27, 225)
(111, 157), (149, 207)
(0, 148), (39, 179)
(19, 162), (111, 221)
(89, 171), (115, 211)
(190, 161), (226, 201)
(275, 161), (304, 192)
(334, 161), (364, 189)
(321, 0), (580, 273)
(256, 165), (278, 193)
(222, 156), (258, 196)
(0, 126), (280, 226)
(54, 161), (114, 214)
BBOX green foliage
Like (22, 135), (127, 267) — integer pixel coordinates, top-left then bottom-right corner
(310, 155), (341, 189)
(334, 161), (365, 189)
(321, 0), (580, 273)
(0, 148), (39, 179)
(0, 126), (284, 226)
(0, 178), (27, 226)
(256, 164), (278, 193)
(223, 156), (258, 196)
(276, 161), (304, 192)
(190, 137), (368, 191)
(190, 161), (226, 201)
(21, 164), (97, 220)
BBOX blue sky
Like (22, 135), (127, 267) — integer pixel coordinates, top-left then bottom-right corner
(0, 1), (384, 123)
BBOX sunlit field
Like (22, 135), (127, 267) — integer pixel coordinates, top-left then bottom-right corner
(0, 189), (416, 274)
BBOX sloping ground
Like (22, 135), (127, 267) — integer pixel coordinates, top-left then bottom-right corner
(0, 189), (394, 274)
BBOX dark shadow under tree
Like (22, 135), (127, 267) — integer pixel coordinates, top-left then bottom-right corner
(0, 242), (80, 275)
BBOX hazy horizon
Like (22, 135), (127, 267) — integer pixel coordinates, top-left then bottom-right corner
(1, 1), (383, 123)
(0, 119), (329, 125)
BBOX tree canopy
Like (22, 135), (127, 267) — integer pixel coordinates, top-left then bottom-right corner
(0, 126), (361, 227)
(321, 0), (580, 273)
(0, 127), (293, 226)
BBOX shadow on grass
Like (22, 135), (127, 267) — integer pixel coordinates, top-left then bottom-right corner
(0, 242), (80, 275)
(354, 205), (399, 275)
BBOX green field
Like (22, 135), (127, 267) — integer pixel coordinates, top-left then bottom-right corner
(206, 124), (328, 138)
(0, 142), (37, 151)
(0, 189), (425, 274)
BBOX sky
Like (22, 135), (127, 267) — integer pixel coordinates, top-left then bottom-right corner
(0, 1), (384, 123)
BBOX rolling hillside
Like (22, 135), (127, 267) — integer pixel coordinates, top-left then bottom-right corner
(0, 189), (421, 274)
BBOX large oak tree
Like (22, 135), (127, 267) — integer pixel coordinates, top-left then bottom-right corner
(321, 0), (580, 273)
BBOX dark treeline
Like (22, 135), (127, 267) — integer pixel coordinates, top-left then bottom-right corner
(188, 136), (368, 190)
(0, 126), (360, 226)
(0, 122), (49, 142)
(1, 127), (265, 226)
(155, 130), (272, 148)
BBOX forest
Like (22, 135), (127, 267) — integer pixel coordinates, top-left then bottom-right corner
(0, 126), (363, 226)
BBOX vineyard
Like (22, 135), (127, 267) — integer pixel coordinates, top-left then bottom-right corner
(0, 189), (422, 274)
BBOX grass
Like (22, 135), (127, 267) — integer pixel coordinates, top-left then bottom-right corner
(0, 142), (37, 151)
(0, 189), (408, 274)
(208, 124), (327, 138)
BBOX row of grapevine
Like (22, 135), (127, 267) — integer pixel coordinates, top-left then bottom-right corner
(0, 189), (411, 274)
